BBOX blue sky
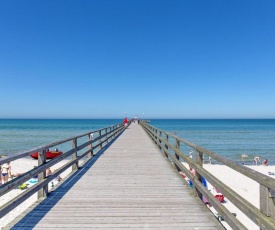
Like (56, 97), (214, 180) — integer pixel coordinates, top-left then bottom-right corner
(0, 0), (274, 119)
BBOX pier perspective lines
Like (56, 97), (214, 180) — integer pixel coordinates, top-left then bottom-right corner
(4, 123), (223, 229)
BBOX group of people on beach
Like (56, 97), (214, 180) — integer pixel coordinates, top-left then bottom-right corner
(241, 154), (268, 166)
(0, 161), (29, 185)
(179, 149), (219, 208)
(179, 150), (195, 178)
(0, 161), (62, 187)
(253, 156), (268, 166)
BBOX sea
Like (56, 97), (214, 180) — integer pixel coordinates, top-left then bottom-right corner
(0, 119), (275, 165)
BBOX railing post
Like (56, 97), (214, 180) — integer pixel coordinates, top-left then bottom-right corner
(154, 128), (158, 144)
(72, 138), (78, 171)
(38, 149), (48, 198)
(117, 125), (121, 136)
(194, 149), (203, 199)
(174, 138), (181, 172)
(114, 126), (117, 136)
(158, 131), (162, 150)
(164, 134), (169, 158)
(109, 127), (112, 142)
(98, 130), (102, 150)
(88, 133), (93, 158)
(260, 185), (275, 224)
(196, 149), (203, 167)
(115, 125), (118, 136)
(118, 125), (121, 136)
(105, 128), (108, 143)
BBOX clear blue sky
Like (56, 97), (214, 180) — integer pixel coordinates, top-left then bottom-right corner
(0, 0), (274, 119)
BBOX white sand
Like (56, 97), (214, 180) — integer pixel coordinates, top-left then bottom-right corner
(1, 158), (275, 229)
(182, 162), (275, 230)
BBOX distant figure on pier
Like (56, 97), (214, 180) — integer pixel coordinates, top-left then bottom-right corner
(253, 156), (261, 165)
(262, 159), (268, 166)
(123, 117), (128, 128)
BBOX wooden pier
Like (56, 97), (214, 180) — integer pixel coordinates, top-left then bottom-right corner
(3, 123), (223, 229)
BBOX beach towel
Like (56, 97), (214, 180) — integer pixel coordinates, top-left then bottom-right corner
(28, 178), (38, 184)
(18, 183), (28, 190)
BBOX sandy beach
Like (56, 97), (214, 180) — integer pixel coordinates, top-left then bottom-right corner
(1, 158), (275, 229)
(182, 162), (275, 230)
(0, 157), (78, 229)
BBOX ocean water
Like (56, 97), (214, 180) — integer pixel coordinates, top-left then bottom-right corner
(0, 119), (121, 156)
(149, 119), (275, 165)
(0, 119), (275, 165)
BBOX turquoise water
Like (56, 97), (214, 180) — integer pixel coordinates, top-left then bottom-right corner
(0, 119), (121, 156)
(0, 119), (275, 165)
(150, 119), (275, 165)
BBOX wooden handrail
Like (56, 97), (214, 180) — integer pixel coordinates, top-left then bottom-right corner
(141, 121), (275, 230)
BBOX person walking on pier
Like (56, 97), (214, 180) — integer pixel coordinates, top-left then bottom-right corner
(123, 117), (128, 128)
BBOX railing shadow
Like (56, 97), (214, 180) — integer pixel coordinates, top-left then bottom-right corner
(8, 131), (123, 229)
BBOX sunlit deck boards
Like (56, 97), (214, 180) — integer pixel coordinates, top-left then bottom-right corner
(6, 123), (223, 229)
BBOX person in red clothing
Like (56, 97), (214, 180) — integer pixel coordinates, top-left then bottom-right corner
(123, 117), (128, 128)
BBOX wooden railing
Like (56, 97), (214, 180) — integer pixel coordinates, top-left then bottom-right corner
(0, 123), (125, 219)
(141, 121), (275, 230)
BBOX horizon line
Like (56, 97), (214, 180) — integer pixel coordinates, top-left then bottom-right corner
(0, 117), (275, 120)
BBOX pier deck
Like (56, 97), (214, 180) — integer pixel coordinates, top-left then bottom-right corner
(6, 123), (223, 229)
